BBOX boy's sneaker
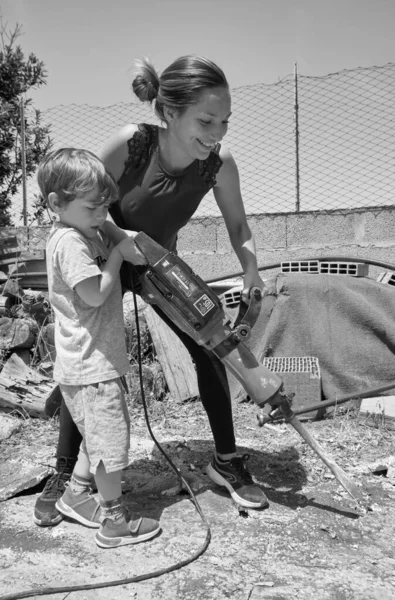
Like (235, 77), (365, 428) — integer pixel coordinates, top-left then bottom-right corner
(206, 454), (269, 509)
(95, 513), (161, 549)
(33, 458), (74, 527)
(55, 484), (102, 528)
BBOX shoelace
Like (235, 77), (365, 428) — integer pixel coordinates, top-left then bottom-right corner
(229, 454), (254, 485)
(42, 457), (74, 499)
(42, 471), (69, 499)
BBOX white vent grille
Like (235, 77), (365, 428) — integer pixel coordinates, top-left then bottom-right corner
(262, 356), (320, 378)
(281, 260), (368, 277)
(281, 261), (319, 274)
(319, 262), (368, 276)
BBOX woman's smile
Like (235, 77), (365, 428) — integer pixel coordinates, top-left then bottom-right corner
(196, 138), (216, 150)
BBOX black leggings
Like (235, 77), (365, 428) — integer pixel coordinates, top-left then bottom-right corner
(56, 305), (236, 463)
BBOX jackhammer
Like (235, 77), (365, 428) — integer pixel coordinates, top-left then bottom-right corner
(134, 232), (368, 509)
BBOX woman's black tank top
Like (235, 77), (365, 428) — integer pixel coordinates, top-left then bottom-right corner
(110, 123), (222, 253)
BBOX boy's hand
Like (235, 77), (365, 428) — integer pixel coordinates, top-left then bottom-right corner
(116, 237), (147, 265)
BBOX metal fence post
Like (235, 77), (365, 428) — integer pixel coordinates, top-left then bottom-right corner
(20, 97), (28, 226)
(294, 62), (301, 212)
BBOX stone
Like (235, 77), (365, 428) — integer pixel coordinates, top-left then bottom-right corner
(0, 413), (21, 441)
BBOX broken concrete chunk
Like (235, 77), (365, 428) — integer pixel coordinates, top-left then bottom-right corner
(0, 461), (54, 502)
(0, 413), (21, 441)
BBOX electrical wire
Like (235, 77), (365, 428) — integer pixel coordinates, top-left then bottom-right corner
(4, 253), (391, 599)
(0, 287), (211, 600)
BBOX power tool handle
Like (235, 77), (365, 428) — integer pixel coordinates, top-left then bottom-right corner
(233, 286), (262, 330)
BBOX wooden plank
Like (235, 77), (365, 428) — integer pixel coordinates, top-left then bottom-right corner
(8, 271), (47, 278)
(0, 353), (57, 418)
(0, 373), (17, 387)
(144, 306), (199, 402)
(7, 273), (48, 289)
(0, 251), (22, 263)
(0, 383), (49, 418)
(1, 352), (49, 383)
(358, 396), (395, 430)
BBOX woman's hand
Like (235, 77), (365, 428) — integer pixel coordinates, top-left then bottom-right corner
(242, 271), (265, 304)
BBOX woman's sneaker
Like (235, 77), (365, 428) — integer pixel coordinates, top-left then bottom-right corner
(33, 458), (74, 527)
(206, 454), (269, 509)
(55, 484), (102, 528)
(96, 513), (161, 549)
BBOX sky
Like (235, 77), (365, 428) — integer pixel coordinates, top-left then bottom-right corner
(1, 0), (395, 111)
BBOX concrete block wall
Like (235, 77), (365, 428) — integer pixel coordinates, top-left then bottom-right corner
(3, 206), (395, 282)
(178, 208), (395, 282)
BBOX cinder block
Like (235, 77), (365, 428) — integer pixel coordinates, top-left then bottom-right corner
(261, 356), (322, 419)
(221, 285), (242, 308)
(377, 272), (395, 286)
(207, 279), (243, 308)
(281, 260), (319, 274)
(319, 262), (369, 277)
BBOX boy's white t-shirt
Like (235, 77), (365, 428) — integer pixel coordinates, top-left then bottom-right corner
(46, 222), (130, 385)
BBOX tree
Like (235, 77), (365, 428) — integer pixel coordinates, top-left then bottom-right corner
(0, 18), (52, 226)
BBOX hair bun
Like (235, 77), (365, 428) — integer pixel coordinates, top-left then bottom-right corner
(132, 58), (160, 103)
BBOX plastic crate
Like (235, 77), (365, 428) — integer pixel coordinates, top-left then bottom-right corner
(261, 356), (322, 419)
(319, 261), (368, 277)
(377, 272), (395, 286)
(281, 260), (319, 274)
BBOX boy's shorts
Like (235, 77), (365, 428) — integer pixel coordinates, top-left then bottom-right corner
(60, 378), (130, 474)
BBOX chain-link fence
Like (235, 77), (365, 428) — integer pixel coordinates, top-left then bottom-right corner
(12, 63), (395, 224)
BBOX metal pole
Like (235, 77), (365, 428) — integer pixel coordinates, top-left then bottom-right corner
(20, 97), (27, 226)
(294, 62), (301, 212)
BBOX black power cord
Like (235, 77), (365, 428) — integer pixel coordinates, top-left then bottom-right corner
(0, 287), (211, 600)
(5, 253), (390, 599)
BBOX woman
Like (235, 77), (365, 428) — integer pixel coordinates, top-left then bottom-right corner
(34, 55), (268, 528)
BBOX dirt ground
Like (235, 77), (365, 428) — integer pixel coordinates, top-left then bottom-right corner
(1, 398), (395, 600)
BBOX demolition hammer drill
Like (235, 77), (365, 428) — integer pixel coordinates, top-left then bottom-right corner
(133, 232), (366, 507)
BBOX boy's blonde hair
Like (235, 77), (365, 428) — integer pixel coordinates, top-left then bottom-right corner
(37, 148), (119, 205)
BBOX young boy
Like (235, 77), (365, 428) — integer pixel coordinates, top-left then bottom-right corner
(37, 148), (160, 548)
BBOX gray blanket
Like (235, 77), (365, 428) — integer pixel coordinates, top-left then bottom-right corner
(227, 273), (395, 402)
